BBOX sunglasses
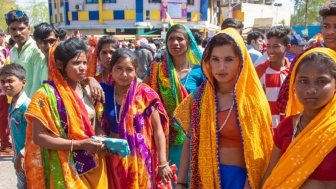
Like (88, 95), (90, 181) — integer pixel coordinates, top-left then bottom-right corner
(5, 10), (25, 24)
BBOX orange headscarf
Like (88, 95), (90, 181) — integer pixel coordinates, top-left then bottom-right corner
(174, 28), (273, 189)
(25, 45), (107, 188)
(263, 47), (336, 188)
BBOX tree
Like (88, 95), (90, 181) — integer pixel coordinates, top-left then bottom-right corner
(18, 0), (49, 27)
(290, 0), (327, 26)
(0, 0), (18, 31)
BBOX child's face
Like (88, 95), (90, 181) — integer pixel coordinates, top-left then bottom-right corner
(295, 61), (335, 112)
(111, 57), (136, 87)
(266, 37), (288, 63)
(0, 74), (26, 97)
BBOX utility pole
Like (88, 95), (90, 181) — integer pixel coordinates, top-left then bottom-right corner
(228, 0), (232, 18)
(304, 0), (308, 29)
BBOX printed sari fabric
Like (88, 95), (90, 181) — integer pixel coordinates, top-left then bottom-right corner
(103, 80), (169, 189)
(263, 48), (336, 188)
(174, 28), (273, 189)
(148, 24), (202, 146)
(24, 46), (108, 189)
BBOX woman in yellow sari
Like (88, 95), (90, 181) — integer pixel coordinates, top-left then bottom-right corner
(262, 48), (336, 188)
(25, 38), (108, 188)
(174, 28), (273, 189)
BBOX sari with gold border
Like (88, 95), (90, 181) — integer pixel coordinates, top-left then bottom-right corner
(174, 28), (273, 189)
(263, 48), (336, 188)
(24, 46), (108, 188)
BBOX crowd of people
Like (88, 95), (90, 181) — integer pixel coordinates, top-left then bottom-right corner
(0, 1), (336, 189)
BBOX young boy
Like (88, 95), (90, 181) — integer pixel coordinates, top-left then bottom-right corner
(0, 63), (30, 189)
(255, 26), (291, 128)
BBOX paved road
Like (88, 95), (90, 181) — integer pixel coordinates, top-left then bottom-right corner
(0, 155), (17, 189)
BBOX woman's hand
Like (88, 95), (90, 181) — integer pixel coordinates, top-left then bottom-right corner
(83, 77), (105, 103)
(14, 153), (25, 172)
(76, 138), (105, 153)
(158, 164), (173, 183)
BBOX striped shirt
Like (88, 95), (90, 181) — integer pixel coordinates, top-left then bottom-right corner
(256, 59), (290, 128)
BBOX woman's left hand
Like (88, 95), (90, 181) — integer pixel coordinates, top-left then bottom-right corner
(158, 164), (173, 183)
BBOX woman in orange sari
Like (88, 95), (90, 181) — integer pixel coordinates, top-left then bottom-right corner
(262, 48), (336, 188)
(174, 28), (273, 189)
(25, 38), (108, 188)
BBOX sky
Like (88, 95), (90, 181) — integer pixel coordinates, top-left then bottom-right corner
(16, 0), (47, 6)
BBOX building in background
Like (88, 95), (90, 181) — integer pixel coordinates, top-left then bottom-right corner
(48, 0), (220, 39)
(219, 0), (292, 33)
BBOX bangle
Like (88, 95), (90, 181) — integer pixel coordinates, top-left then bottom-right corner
(158, 161), (169, 169)
(177, 182), (188, 188)
(70, 139), (74, 152)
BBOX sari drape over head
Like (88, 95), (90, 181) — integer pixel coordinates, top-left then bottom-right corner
(104, 80), (169, 189)
(25, 46), (108, 188)
(263, 47), (336, 189)
(174, 28), (273, 189)
(149, 24), (202, 146)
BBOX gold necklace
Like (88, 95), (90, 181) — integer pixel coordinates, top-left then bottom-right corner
(217, 102), (234, 133)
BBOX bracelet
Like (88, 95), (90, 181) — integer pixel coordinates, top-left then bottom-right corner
(176, 182), (188, 188)
(70, 139), (74, 152)
(158, 161), (169, 169)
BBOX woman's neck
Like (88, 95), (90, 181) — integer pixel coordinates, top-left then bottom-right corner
(173, 55), (188, 71)
(216, 82), (234, 95)
(301, 109), (321, 126)
(67, 80), (79, 90)
(114, 84), (129, 97)
(101, 69), (110, 81)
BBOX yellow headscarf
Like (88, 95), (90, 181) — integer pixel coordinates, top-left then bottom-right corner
(263, 47), (336, 188)
(174, 28), (273, 189)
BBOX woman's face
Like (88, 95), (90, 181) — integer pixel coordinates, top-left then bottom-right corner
(111, 57), (136, 87)
(99, 43), (116, 71)
(209, 44), (240, 85)
(167, 30), (189, 57)
(64, 52), (87, 83)
(295, 61), (336, 112)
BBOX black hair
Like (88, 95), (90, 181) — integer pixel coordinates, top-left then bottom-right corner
(247, 31), (264, 45)
(296, 52), (336, 79)
(33, 22), (57, 41)
(111, 48), (137, 69)
(201, 37), (209, 48)
(193, 32), (203, 45)
(266, 26), (291, 46)
(221, 18), (244, 30)
(0, 63), (26, 80)
(97, 36), (119, 55)
(319, 1), (336, 18)
(54, 38), (87, 74)
(56, 28), (67, 41)
(5, 10), (29, 26)
(8, 38), (16, 48)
